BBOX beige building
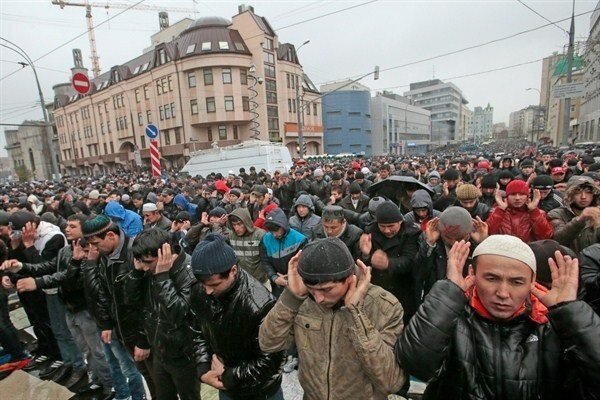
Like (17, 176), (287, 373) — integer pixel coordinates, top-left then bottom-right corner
(578, 3), (600, 143)
(52, 5), (322, 175)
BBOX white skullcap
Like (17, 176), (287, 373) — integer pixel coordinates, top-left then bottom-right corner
(473, 234), (536, 272)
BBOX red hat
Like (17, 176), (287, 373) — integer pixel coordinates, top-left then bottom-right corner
(215, 180), (230, 194)
(551, 167), (565, 175)
(506, 180), (529, 196)
(351, 161), (361, 170)
(477, 161), (491, 171)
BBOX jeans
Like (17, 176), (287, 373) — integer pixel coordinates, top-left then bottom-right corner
(0, 291), (26, 360)
(124, 342), (155, 399)
(218, 387), (284, 400)
(153, 354), (199, 400)
(65, 309), (113, 388)
(45, 294), (85, 369)
(103, 335), (146, 400)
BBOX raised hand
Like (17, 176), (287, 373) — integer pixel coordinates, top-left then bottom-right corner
(72, 239), (86, 260)
(447, 240), (474, 292)
(344, 259), (371, 307)
(155, 243), (177, 274)
(21, 222), (36, 247)
(442, 182), (449, 197)
(494, 184), (508, 210)
(527, 189), (541, 211)
(371, 250), (389, 270)
(470, 217), (488, 243)
(425, 217), (441, 246)
(287, 250), (308, 298)
(87, 244), (100, 261)
(531, 251), (579, 307)
(359, 233), (372, 257)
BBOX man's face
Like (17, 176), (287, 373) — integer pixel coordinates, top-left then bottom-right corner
(379, 169), (389, 179)
(537, 188), (551, 200)
(521, 166), (534, 176)
(572, 187), (594, 208)
(429, 178), (439, 186)
(474, 255), (534, 320)
(507, 193), (528, 208)
(107, 194), (120, 202)
(445, 179), (459, 190)
(414, 207), (428, 220)
(350, 192), (362, 201)
(295, 173), (303, 181)
(323, 219), (344, 237)
(0, 225), (11, 237)
(65, 220), (82, 241)
(133, 199), (143, 208)
(201, 267), (237, 298)
(228, 193), (240, 203)
(135, 254), (158, 273)
(144, 211), (161, 224)
(419, 165), (428, 174)
(502, 160), (511, 168)
(162, 194), (173, 203)
(271, 227), (286, 239)
(440, 232), (469, 248)
(87, 232), (116, 255)
(499, 178), (511, 187)
(296, 205), (310, 218)
(542, 154), (552, 164)
(331, 190), (343, 201)
(459, 199), (477, 211)
(305, 277), (351, 308)
(231, 219), (247, 236)
(378, 221), (401, 238)
(551, 172), (565, 183)
(459, 164), (468, 172)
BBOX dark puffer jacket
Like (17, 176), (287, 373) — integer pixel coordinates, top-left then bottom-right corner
(396, 280), (600, 400)
(189, 269), (285, 399)
(82, 233), (148, 348)
(580, 243), (600, 316)
(123, 249), (196, 363)
(313, 221), (364, 259)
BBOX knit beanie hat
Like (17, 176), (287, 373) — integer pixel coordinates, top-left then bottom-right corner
(519, 158), (534, 167)
(82, 215), (113, 237)
(349, 182), (362, 194)
(473, 234), (536, 272)
(146, 192), (158, 203)
(9, 211), (39, 231)
(442, 168), (460, 180)
(505, 180), (529, 196)
(498, 170), (515, 180)
(297, 238), (354, 283)
(438, 207), (473, 238)
(191, 234), (237, 276)
(456, 184), (480, 201)
(313, 168), (324, 177)
(321, 205), (345, 221)
(375, 202), (403, 224)
(368, 196), (387, 214)
(531, 175), (554, 189)
(209, 207), (227, 218)
(40, 212), (58, 226)
(229, 188), (242, 198)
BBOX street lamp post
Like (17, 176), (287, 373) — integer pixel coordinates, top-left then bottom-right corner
(295, 40), (310, 158)
(1, 37), (60, 178)
(526, 88), (541, 144)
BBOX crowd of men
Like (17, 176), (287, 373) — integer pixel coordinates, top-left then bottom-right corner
(0, 143), (599, 400)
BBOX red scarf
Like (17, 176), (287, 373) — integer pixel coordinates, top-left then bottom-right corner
(467, 283), (549, 324)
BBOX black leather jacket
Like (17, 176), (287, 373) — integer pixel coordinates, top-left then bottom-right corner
(123, 249), (196, 362)
(187, 269), (285, 399)
(81, 233), (148, 348)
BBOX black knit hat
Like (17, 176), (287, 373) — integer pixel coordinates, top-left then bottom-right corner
(298, 238), (354, 283)
(191, 234), (237, 276)
(531, 175), (554, 189)
(519, 158), (534, 167)
(349, 182), (362, 194)
(442, 168), (460, 180)
(9, 211), (39, 231)
(498, 170), (514, 179)
(481, 174), (497, 189)
(82, 215), (113, 237)
(375, 202), (403, 224)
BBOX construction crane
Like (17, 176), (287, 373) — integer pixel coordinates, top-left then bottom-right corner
(52, 0), (197, 78)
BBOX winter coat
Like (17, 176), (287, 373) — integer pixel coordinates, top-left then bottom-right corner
(143, 215), (172, 232)
(227, 208), (267, 283)
(403, 190), (440, 231)
(487, 206), (554, 243)
(81, 233), (148, 349)
(259, 285), (406, 400)
(104, 201), (143, 238)
(289, 195), (322, 240)
(173, 194), (198, 223)
(260, 209), (307, 283)
(162, 198), (180, 222)
(548, 180), (600, 254)
(309, 179), (329, 202)
(396, 279), (600, 400)
(313, 222), (364, 259)
(189, 269), (285, 399)
(124, 249), (196, 363)
(362, 222), (421, 324)
(339, 194), (370, 214)
(539, 190), (564, 214)
(452, 199), (490, 221)
(580, 243), (600, 315)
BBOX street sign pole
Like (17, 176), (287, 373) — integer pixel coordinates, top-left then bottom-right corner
(145, 124), (161, 176)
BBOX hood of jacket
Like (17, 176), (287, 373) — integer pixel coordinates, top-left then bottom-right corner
(293, 194), (315, 212)
(104, 201), (126, 221)
(410, 189), (433, 214)
(174, 194), (198, 214)
(264, 208), (290, 233)
(428, 171), (441, 181)
(228, 207), (255, 233)
(563, 179), (599, 211)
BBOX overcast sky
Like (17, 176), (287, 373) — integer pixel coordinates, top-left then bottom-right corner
(1, 0), (598, 156)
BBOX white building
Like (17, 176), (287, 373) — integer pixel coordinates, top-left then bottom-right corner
(371, 92), (431, 155)
(472, 104), (494, 142)
(578, 2), (600, 143)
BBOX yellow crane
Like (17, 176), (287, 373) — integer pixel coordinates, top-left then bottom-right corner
(51, 0), (198, 78)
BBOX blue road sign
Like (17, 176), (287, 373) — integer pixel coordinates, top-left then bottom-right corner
(145, 124), (159, 140)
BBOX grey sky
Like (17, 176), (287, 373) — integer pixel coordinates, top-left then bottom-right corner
(1, 0), (597, 156)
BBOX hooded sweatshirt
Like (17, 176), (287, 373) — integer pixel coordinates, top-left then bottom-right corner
(104, 201), (143, 238)
(289, 194), (321, 240)
(173, 194), (198, 222)
(403, 190), (441, 231)
(227, 208), (267, 283)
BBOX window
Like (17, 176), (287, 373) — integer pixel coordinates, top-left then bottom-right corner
(234, 42), (245, 51)
(265, 79), (276, 91)
(140, 135), (146, 149)
(264, 51), (275, 64)
(146, 110), (152, 123)
(164, 130), (171, 145)
(218, 41), (229, 50)
(167, 75), (173, 91)
(268, 118), (279, 130)
(286, 74), (290, 88)
(203, 68), (213, 85)
(240, 68), (247, 85)
(164, 104), (171, 119)
(138, 112), (143, 126)
(201, 42), (211, 51)
(291, 74), (295, 89)
(188, 72), (196, 88)
(190, 99), (198, 115)
(267, 106), (278, 118)
(224, 96), (234, 111)
(110, 142), (114, 153)
(100, 122), (105, 134)
(158, 49), (168, 65)
(218, 125), (227, 140)
(175, 128), (181, 144)
(233, 126), (238, 140)
(263, 38), (273, 50)
(292, 99), (296, 113)
(159, 106), (165, 120)
(288, 99), (292, 113)
(170, 102), (175, 118)
(266, 91), (277, 104)
(222, 68), (232, 84)
(186, 44), (196, 54)
(144, 85), (149, 100)
(133, 66), (141, 74)
(313, 103), (318, 116)
(142, 62), (150, 72)
(103, 143), (108, 154)
(242, 96), (249, 111)
(207, 127), (213, 141)
(107, 121), (111, 133)
(264, 64), (275, 78)
(206, 97), (216, 113)
(135, 89), (140, 103)
(306, 101), (311, 115)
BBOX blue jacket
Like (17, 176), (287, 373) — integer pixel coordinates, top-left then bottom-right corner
(104, 201), (143, 238)
(173, 194), (198, 222)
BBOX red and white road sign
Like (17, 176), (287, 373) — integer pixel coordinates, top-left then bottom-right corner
(71, 72), (90, 95)
(150, 140), (161, 177)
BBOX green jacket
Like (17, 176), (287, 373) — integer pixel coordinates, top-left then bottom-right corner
(227, 207), (267, 283)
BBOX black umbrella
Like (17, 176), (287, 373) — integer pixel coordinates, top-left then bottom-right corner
(367, 176), (434, 206)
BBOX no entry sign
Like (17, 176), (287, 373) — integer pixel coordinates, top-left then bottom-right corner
(71, 72), (90, 95)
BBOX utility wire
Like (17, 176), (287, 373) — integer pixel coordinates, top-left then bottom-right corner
(0, 59), (70, 75)
(516, 0), (569, 35)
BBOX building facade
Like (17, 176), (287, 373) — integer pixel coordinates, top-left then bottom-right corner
(320, 80), (372, 155)
(472, 104), (494, 142)
(460, 104), (472, 142)
(371, 92), (431, 155)
(403, 79), (468, 144)
(509, 105), (545, 141)
(52, 5), (322, 175)
(578, 2), (600, 143)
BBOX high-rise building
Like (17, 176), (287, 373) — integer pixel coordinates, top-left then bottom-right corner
(509, 105), (545, 141)
(320, 80), (372, 155)
(578, 2), (600, 143)
(472, 104), (494, 142)
(371, 92), (431, 155)
(403, 79), (468, 144)
(52, 5), (323, 175)
(461, 104), (472, 142)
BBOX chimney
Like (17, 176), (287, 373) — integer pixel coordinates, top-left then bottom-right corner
(159, 11), (169, 30)
(72, 49), (83, 68)
(238, 4), (254, 14)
